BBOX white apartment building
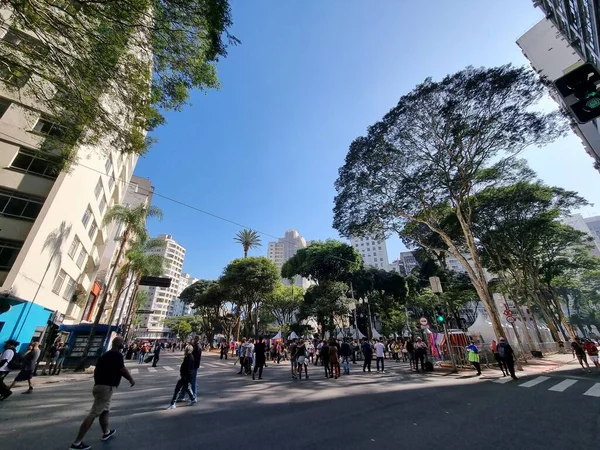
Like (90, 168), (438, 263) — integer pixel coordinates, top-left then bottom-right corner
(137, 234), (186, 339)
(398, 251), (418, 275)
(562, 214), (600, 257)
(267, 229), (310, 288)
(171, 273), (198, 317)
(350, 235), (390, 271)
(517, 18), (600, 169)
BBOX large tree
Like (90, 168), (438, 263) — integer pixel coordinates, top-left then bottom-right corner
(333, 65), (565, 340)
(220, 257), (279, 338)
(179, 280), (227, 345)
(262, 283), (304, 329)
(0, 1), (237, 166)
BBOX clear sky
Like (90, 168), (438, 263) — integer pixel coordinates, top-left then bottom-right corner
(135, 0), (600, 280)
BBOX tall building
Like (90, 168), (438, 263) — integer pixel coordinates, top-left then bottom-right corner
(398, 251), (418, 275)
(137, 234), (186, 339)
(171, 273), (198, 317)
(562, 213), (600, 256)
(267, 229), (310, 288)
(518, 14), (600, 169)
(350, 235), (390, 271)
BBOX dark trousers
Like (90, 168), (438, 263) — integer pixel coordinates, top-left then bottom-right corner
(220, 348), (228, 360)
(253, 361), (264, 378)
(363, 355), (372, 372)
(471, 361), (481, 375)
(171, 377), (194, 404)
(494, 352), (507, 374)
(0, 372), (10, 397)
(502, 358), (517, 378)
(323, 361), (330, 377)
(415, 352), (425, 371)
(152, 356), (159, 367)
(376, 356), (384, 372)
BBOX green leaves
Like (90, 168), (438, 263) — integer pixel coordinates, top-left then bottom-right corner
(220, 257), (280, 304)
(233, 229), (262, 258)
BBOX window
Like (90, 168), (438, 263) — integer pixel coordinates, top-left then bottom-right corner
(108, 176), (115, 190)
(0, 188), (44, 220)
(62, 276), (77, 300)
(68, 235), (80, 259)
(81, 206), (92, 227)
(76, 247), (88, 268)
(98, 196), (107, 214)
(88, 220), (97, 240)
(52, 269), (66, 294)
(378, 246), (381, 250)
(0, 238), (23, 271)
(10, 148), (60, 179)
(105, 158), (112, 175)
(0, 98), (10, 118)
(380, 258), (383, 261)
(94, 178), (103, 200)
(373, 252), (377, 256)
(0, 61), (31, 87)
(32, 118), (66, 138)
(1, 27), (46, 56)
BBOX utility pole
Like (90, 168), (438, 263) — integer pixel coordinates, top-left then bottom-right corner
(429, 277), (457, 373)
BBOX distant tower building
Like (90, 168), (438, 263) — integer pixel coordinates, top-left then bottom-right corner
(267, 229), (310, 288)
(398, 251), (418, 275)
(172, 273), (199, 316)
(350, 235), (390, 270)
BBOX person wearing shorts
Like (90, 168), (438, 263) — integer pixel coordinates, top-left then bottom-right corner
(8, 341), (40, 395)
(296, 339), (308, 380)
(584, 340), (599, 370)
(69, 336), (135, 450)
(289, 339), (298, 380)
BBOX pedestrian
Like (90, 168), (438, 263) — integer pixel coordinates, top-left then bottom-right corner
(361, 338), (372, 373)
(166, 345), (197, 410)
(220, 340), (228, 360)
(572, 338), (591, 372)
(237, 338), (248, 374)
(151, 342), (161, 368)
(0, 339), (19, 400)
(329, 339), (340, 379)
(414, 337), (427, 372)
(490, 339), (506, 376)
(340, 339), (351, 375)
(7, 341), (41, 396)
(54, 342), (69, 375)
(321, 340), (330, 378)
(466, 341), (482, 376)
(69, 336), (135, 450)
(41, 341), (60, 375)
(138, 344), (146, 364)
(296, 339), (309, 380)
(178, 336), (202, 401)
(497, 337), (518, 380)
(289, 339), (298, 380)
(374, 339), (385, 373)
(406, 338), (415, 368)
(583, 339), (599, 370)
(252, 337), (267, 380)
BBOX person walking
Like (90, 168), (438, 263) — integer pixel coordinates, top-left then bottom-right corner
(178, 336), (202, 401)
(361, 339), (373, 373)
(41, 341), (60, 375)
(220, 340), (228, 360)
(374, 339), (385, 373)
(466, 341), (482, 376)
(7, 341), (41, 396)
(321, 340), (330, 378)
(0, 339), (19, 400)
(296, 339), (309, 380)
(497, 337), (518, 380)
(329, 340), (340, 379)
(166, 345), (197, 410)
(151, 343), (161, 368)
(583, 339), (599, 371)
(237, 338), (248, 375)
(572, 338), (591, 372)
(54, 342), (69, 375)
(414, 337), (427, 372)
(340, 339), (351, 375)
(252, 337), (267, 380)
(490, 339), (506, 376)
(289, 339), (298, 380)
(405, 339), (415, 368)
(69, 337), (135, 450)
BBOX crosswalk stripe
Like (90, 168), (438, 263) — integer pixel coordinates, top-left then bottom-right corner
(583, 383), (600, 397)
(147, 367), (157, 372)
(493, 377), (513, 384)
(548, 379), (578, 392)
(519, 376), (549, 388)
(130, 369), (139, 374)
(163, 366), (174, 371)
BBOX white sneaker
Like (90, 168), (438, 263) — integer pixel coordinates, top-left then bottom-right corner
(166, 404), (176, 410)
(187, 399), (197, 406)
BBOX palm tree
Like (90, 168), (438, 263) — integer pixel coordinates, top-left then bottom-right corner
(234, 229), (262, 257)
(77, 204), (162, 368)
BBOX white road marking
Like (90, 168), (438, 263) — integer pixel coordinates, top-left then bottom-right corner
(548, 379), (578, 392)
(493, 377), (513, 384)
(130, 369), (139, 374)
(583, 383), (600, 397)
(147, 367), (157, 372)
(163, 366), (174, 371)
(518, 376), (550, 388)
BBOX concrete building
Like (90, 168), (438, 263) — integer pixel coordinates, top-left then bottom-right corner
(518, 15), (600, 169)
(171, 273), (198, 317)
(137, 234), (186, 339)
(267, 229), (310, 288)
(563, 213), (600, 256)
(398, 251), (418, 275)
(350, 235), (390, 271)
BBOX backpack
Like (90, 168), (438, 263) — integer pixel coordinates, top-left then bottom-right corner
(497, 344), (506, 358)
(7, 350), (23, 370)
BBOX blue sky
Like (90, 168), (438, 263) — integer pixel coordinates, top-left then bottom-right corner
(135, 0), (600, 280)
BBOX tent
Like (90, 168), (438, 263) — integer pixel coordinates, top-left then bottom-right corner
(272, 331), (282, 340)
(371, 328), (382, 339)
(288, 331), (299, 340)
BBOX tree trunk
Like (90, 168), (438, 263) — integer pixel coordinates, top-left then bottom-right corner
(123, 275), (141, 341)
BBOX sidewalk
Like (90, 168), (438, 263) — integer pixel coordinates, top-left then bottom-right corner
(3, 369), (93, 388)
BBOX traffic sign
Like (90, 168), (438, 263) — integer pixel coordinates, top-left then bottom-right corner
(506, 316), (516, 324)
(419, 317), (429, 326)
(503, 309), (513, 317)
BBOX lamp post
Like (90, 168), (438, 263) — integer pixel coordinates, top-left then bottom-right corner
(429, 276), (457, 373)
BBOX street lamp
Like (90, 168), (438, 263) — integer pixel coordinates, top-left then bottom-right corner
(429, 276), (457, 373)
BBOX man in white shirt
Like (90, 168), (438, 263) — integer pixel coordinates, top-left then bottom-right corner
(246, 339), (255, 374)
(374, 340), (385, 373)
(0, 339), (18, 400)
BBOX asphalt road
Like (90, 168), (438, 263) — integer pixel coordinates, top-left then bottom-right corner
(0, 352), (598, 450)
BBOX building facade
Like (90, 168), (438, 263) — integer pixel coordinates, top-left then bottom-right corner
(171, 273), (198, 317)
(519, 13), (600, 168)
(137, 234), (186, 339)
(350, 235), (390, 271)
(267, 229), (310, 288)
(562, 213), (600, 256)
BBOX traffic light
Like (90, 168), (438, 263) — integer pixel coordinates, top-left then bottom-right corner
(554, 63), (600, 123)
(435, 306), (445, 323)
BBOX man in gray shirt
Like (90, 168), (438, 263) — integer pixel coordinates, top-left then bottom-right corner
(8, 341), (41, 396)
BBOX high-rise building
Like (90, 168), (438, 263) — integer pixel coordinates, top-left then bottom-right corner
(562, 214), (600, 256)
(350, 235), (390, 271)
(137, 234), (186, 339)
(518, 15), (600, 169)
(398, 251), (418, 275)
(267, 229), (310, 288)
(171, 273), (199, 317)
